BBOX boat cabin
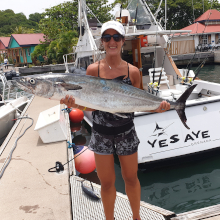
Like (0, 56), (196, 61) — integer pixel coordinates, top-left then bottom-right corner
(74, 0), (191, 98)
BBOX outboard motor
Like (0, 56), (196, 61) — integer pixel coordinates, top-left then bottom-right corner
(5, 71), (13, 80)
(5, 71), (20, 80)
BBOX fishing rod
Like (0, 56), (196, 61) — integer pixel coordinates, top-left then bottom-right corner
(120, 4), (122, 21)
(148, 31), (158, 94)
(134, 3), (138, 24)
(193, 51), (213, 80)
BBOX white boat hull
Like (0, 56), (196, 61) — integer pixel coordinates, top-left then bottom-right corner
(83, 96), (220, 165)
(0, 96), (29, 143)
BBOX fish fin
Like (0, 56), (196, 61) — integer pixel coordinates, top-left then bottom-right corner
(114, 113), (128, 118)
(112, 75), (127, 82)
(174, 84), (197, 129)
(60, 82), (82, 91)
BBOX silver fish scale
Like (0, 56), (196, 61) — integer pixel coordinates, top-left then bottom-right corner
(64, 75), (164, 112)
(70, 176), (166, 220)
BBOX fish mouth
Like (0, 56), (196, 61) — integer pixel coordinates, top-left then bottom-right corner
(11, 77), (34, 94)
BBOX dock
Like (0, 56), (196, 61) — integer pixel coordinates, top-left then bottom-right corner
(0, 96), (71, 219)
(172, 51), (214, 66)
(18, 63), (75, 74)
(1, 96), (220, 219)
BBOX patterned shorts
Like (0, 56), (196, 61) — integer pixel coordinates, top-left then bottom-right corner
(88, 126), (140, 156)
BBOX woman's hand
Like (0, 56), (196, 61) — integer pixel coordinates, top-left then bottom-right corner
(154, 100), (170, 113)
(60, 95), (94, 111)
(60, 95), (78, 108)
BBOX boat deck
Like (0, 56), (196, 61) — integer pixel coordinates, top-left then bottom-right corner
(1, 96), (220, 220)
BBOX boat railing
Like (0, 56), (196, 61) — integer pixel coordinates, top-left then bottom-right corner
(0, 72), (11, 102)
(63, 53), (76, 73)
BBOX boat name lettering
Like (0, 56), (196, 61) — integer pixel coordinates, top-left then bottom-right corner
(184, 131), (210, 142)
(147, 130), (211, 148)
(191, 139), (211, 146)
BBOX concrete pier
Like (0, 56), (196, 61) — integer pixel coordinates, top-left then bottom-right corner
(0, 97), (71, 220)
(214, 51), (220, 63)
(172, 51), (214, 66)
(18, 63), (75, 74)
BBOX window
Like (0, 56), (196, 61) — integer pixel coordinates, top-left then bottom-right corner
(27, 48), (31, 56)
(218, 34), (220, 44)
(127, 0), (154, 25)
(20, 49), (22, 56)
(202, 35), (208, 45)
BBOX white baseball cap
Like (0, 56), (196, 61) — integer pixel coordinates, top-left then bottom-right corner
(101, 20), (125, 36)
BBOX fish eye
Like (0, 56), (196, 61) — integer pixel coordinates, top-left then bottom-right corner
(29, 79), (35, 85)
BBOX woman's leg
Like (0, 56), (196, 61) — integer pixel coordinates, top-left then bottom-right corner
(95, 153), (116, 220)
(118, 152), (141, 220)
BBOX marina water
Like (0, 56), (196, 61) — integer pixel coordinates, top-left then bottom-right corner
(1, 64), (220, 214)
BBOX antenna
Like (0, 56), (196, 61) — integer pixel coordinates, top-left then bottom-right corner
(165, 0), (167, 30)
(203, 0), (204, 13)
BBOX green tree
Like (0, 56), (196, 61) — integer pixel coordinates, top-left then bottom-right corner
(111, 0), (129, 8)
(147, 0), (220, 30)
(0, 9), (40, 36)
(39, 1), (79, 41)
(29, 13), (42, 23)
(39, 0), (113, 41)
(47, 30), (78, 63)
(86, 0), (113, 22)
(31, 43), (49, 59)
(12, 26), (36, 34)
(31, 30), (78, 64)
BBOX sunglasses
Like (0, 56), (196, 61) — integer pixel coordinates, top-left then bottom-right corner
(101, 34), (124, 42)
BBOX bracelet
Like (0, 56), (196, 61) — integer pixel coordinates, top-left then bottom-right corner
(83, 107), (87, 111)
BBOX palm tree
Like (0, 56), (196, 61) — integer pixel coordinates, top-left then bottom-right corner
(12, 26), (35, 34)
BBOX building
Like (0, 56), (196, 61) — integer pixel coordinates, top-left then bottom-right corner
(7, 33), (45, 65)
(0, 37), (10, 62)
(171, 9), (220, 55)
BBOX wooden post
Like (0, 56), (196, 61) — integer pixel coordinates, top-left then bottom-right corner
(18, 48), (21, 64)
(165, 48), (182, 77)
(23, 48), (27, 64)
(131, 38), (143, 89)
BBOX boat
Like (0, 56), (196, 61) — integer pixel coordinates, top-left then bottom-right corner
(0, 71), (30, 145)
(0, 63), (20, 80)
(63, 0), (220, 167)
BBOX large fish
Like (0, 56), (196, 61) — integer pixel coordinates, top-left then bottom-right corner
(12, 73), (197, 129)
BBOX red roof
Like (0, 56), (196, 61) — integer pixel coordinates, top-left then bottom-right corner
(0, 37), (10, 48)
(11, 33), (45, 46)
(195, 9), (220, 22)
(178, 22), (220, 35)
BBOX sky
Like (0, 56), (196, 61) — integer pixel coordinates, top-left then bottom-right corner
(1, 0), (115, 18)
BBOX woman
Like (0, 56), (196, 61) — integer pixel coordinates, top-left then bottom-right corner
(60, 20), (170, 220)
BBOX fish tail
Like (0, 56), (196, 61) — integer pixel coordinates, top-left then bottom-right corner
(174, 84), (197, 129)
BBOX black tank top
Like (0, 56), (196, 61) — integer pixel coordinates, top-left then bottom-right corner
(92, 61), (134, 129)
